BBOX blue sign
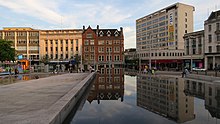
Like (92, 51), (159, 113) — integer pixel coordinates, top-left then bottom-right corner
(18, 55), (23, 60)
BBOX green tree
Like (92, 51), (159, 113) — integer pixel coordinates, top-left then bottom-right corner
(0, 39), (16, 62)
(74, 54), (80, 72)
(40, 55), (49, 64)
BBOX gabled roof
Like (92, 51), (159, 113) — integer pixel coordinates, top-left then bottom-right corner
(207, 10), (220, 21)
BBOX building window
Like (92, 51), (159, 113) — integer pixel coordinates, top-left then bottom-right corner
(98, 47), (104, 53)
(85, 40), (89, 45)
(217, 34), (220, 41)
(98, 40), (105, 45)
(56, 47), (58, 51)
(51, 47), (53, 51)
(217, 23), (220, 31)
(209, 87), (212, 96)
(90, 40), (94, 45)
(45, 47), (48, 52)
(76, 47), (78, 51)
(66, 47), (68, 51)
(208, 35), (212, 42)
(185, 18), (187, 22)
(98, 55), (104, 61)
(66, 40), (68, 44)
(208, 25), (212, 32)
(61, 47), (63, 51)
(114, 55), (120, 61)
(185, 30), (187, 33)
(217, 46), (220, 52)
(185, 24), (187, 28)
(185, 12), (187, 16)
(208, 46), (212, 53)
(55, 40), (58, 44)
(86, 33), (93, 38)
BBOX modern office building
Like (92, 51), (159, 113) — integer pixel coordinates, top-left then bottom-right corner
(0, 27), (40, 64)
(204, 10), (220, 70)
(39, 29), (83, 65)
(137, 74), (195, 123)
(136, 3), (194, 70)
(183, 30), (205, 70)
(82, 25), (124, 70)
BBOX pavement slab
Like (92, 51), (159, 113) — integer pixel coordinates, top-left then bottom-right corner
(0, 73), (93, 124)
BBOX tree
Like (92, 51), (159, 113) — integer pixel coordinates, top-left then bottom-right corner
(74, 54), (80, 72)
(40, 55), (49, 64)
(0, 39), (16, 62)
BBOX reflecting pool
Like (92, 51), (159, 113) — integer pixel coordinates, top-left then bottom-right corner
(65, 69), (220, 124)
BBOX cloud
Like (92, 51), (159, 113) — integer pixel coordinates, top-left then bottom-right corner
(0, 0), (63, 24)
(124, 26), (136, 49)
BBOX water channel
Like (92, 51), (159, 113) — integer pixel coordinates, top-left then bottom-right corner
(65, 69), (220, 124)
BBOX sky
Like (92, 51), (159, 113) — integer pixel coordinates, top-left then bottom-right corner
(0, 0), (220, 49)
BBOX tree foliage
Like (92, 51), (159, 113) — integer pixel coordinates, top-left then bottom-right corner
(0, 39), (16, 62)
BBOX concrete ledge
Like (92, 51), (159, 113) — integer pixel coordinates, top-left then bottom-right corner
(42, 72), (96, 124)
(186, 74), (220, 82)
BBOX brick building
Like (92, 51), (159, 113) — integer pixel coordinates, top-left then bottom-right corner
(82, 25), (124, 70)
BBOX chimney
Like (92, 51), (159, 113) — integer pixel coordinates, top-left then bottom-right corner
(96, 25), (99, 36)
(83, 25), (85, 31)
(120, 27), (123, 34)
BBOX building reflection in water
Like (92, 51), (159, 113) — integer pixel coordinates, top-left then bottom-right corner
(137, 73), (195, 123)
(87, 68), (124, 104)
(184, 80), (220, 119)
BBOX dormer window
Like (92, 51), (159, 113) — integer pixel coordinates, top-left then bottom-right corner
(99, 31), (104, 37)
(114, 30), (119, 37)
(107, 30), (111, 37)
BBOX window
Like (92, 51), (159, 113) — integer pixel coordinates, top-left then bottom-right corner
(55, 40), (58, 44)
(185, 24), (187, 28)
(61, 47), (63, 51)
(51, 47), (53, 51)
(114, 55), (120, 61)
(66, 47), (68, 51)
(106, 47), (112, 53)
(209, 87), (212, 96)
(56, 47), (58, 51)
(45, 47), (48, 52)
(217, 23), (220, 31)
(217, 46), (220, 52)
(208, 46), (212, 53)
(86, 33), (93, 38)
(90, 40), (94, 45)
(208, 35), (212, 42)
(98, 47), (104, 53)
(185, 18), (187, 22)
(185, 30), (187, 33)
(66, 40), (68, 44)
(98, 40), (105, 45)
(208, 25), (212, 32)
(60, 40), (63, 44)
(185, 12), (187, 16)
(85, 40), (89, 45)
(98, 55), (104, 61)
(217, 34), (220, 41)
(85, 47), (89, 52)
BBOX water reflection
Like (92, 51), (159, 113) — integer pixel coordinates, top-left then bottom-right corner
(137, 74), (195, 123)
(87, 68), (124, 104)
(0, 74), (52, 85)
(68, 70), (220, 124)
(184, 80), (220, 119)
